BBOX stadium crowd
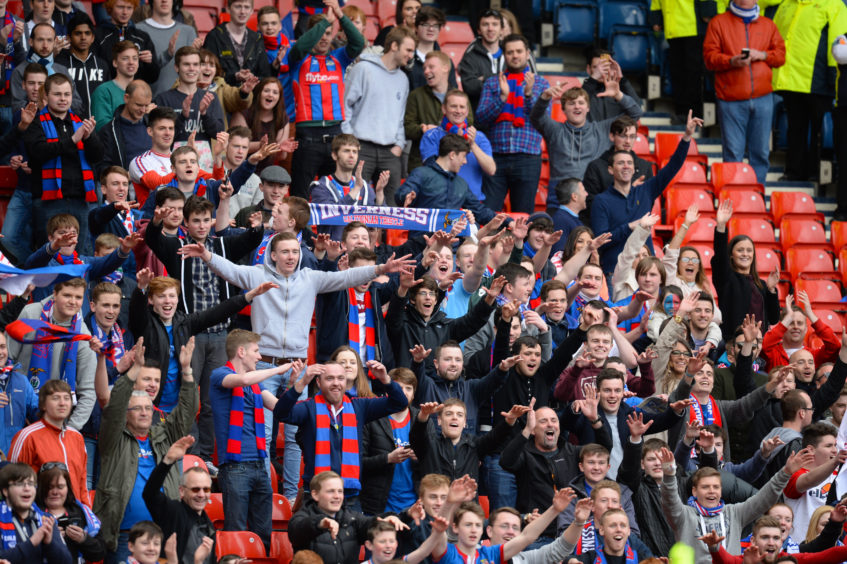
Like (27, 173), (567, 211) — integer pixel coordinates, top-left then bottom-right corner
(0, 0), (846, 562)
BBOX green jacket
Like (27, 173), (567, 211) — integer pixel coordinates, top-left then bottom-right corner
(93, 373), (199, 551)
(772, 0), (847, 94)
(404, 85), (474, 172)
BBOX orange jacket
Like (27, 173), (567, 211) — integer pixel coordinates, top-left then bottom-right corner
(9, 420), (90, 506)
(703, 11), (786, 101)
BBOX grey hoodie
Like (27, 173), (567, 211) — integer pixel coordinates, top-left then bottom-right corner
(207, 246), (377, 358)
(530, 95), (643, 207)
(342, 53), (408, 147)
(661, 465), (790, 564)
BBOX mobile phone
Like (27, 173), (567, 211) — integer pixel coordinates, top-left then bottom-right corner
(741, 48), (750, 59)
(57, 516), (80, 528)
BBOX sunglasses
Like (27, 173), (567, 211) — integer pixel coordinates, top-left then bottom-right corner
(187, 486), (212, 493)
(40, 461), (69, 473)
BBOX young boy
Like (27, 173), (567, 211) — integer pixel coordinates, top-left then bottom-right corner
(125, 521), (166, 564)
(24, 213), (138, 302)
(234, 164), (291, 228)
(364, 517), (449, 564)
(88, 166), (141, 242)
(538, 279), (569, 348)
(7, 278), (97, 431)
(91, 39), (139, 130)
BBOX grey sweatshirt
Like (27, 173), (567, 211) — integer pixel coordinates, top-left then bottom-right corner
(207, 249), (378, 358)
(513, 533), (576, 564)
(135, 19), (197, 97)
(7, 299), (96, 431)
(661, 465), (790, 564)
(530, 95), (643, 205)
(341, 53), (408, 147)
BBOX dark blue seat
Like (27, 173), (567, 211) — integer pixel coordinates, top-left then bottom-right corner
(555, 0), (597, 44)
(599, 0), (646, 39)
(609, 25), (650, 73)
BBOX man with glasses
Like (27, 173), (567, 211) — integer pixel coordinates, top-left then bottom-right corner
(9, 380), (89, 505)
(143, 435), (215, 564)
(581, 116), (654, 222)
(94, 338), (198, 564)
(0, 462), (72, 563)
(406, 6), (458, 91)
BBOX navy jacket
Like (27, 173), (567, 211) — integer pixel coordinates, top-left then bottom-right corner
(549, 207), (583, 254)
(275, 381), (409, 495)
(394, 156), (495, 225)
(591, 138), (690, 273)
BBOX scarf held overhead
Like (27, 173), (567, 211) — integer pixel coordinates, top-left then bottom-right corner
(309, 204), (471, 236)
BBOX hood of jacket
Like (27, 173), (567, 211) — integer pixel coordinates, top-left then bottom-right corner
(261, 232), (303, 280)
(358, 52), (403, 74)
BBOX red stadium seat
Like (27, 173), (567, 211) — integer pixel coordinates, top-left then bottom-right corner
(770, 191), (825, 225)
(182, 455), (208, 473)
(535, 186), (548, 212)
(815, 310), (844, 334)
(665, 188), (714, 223)
(544, 75), (584, 97)
(687, 243), (715, 268)
(832, 221), (847, 252)
(215, 532), (266, 560)
(779, 218), (831, 253)
(206, 494), (225, 530)
(272, 494), (293, 531)
(718, 190), (767, 216)
(654, 133), (708, 169)
(717, 183), (765, 196)
(345, 0), (377, 16)
(440, 19), (475, 43)
(479, 496), (490, 518)
(364, 16), (380, 42)
(755, 247), (782, 276)
(377, 0), (397, 24)
(271, 532), (294, 564)
(667, 160), (708, 188)
(673, 215), (717, 244)
(633, 133), (655, 164)
(193, 8), (219, 36)
(840, 248), (847, 286)
(269, 463), (279, 494)
(728, 217), (775, 244)
(795, 279), (843, 303)
(785, 248), (836, 282)
(710, 162), (758, 190)
(440, 43), (466, 69)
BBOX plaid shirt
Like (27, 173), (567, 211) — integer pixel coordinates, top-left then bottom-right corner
(190, 237), (226, 333)
(475, 73), (550, 155)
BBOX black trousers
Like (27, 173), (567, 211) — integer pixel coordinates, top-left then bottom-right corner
(290, 124), (343, 200)
(667, 35), (704, 118)
(834, 104), (847, 212)
(781, 90), (832, 180)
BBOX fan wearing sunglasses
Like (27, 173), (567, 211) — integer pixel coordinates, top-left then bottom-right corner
(35, 462), (106, 563)
(142, 435), (216, 564)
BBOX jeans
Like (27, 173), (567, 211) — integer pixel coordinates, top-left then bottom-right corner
(359, 140), (402, 206)
(483, 153), (541, 214)
(33, 197), (97, 255)
(259, 361), (306, 500)
(480, 455), (516, 510)
(291, 125), (342, 200)
(717, 94), (774, 185)
(219, 459), (273, 552)
(0, 106), (12, 140)
(84, 436), (100, 491)
(1, 189), (33, 263)
(189, 331), (228, 462)
(105, 531), (130, 564)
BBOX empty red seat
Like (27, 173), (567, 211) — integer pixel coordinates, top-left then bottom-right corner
(815, 310), (844, 334)
(718, 183), (765, 196)
(272, 494), (292, 531)
(779, 218), (830, 252)
(770, 191), (825, 225)
(543, 75), (583, 93)
(665, 188), (714, 222)
(440, 43), (466, 69)
(711, 162), (758, 190)
(479, 496), (490, 518)
(785, 248), (836, 281)
(206, 494), (225, 530)
(839, 248), (847, 286)
(654, 132), (708, 169)
(633, 133), (655, 163)
(755, 247), (782, 276)
(440, 19), (474, 43)
(832, 221), (847, 252)
(668, 160), (708, 189)
(728, 217), (775, 244)
(215, 532), (266, 560)
(795, 279), (843, 303)
(271, 532), (294, 564)
(718, 189), (767, 216)
(344, 0), (377, 16)
(673, 215), (717, 244)
(687, 242), (715, 268)
(377, 0), (397, 24)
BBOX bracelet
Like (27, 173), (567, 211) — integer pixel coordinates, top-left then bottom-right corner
(682, 223), (690, 229)
(590, 417), (601, 425)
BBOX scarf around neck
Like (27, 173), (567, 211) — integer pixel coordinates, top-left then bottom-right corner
(496, 69), (529, 127)
(729, 1), (759, 22)
(29, 299), (83, 392)
(440, 116), (469, 138)
(224, 361), (267, 462)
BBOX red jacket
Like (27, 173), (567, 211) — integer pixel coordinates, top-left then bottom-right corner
(762, 318), (840, 371)
(712, 544), (847, 564)
(703, 11), (786, 101)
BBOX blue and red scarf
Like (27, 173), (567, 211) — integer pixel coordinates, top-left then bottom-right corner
(687, 496), (725, 517)
(328, 174), (356, 200)
(594, 541), (637, 564)
(348, 288), (375, 363)
(0, 501), (45, 551)
(496, 71), (527, 128)
(263, 31), (290, 73)
(440, 116), (469, 138)
(38, 107), (97, 203)
(0, 11), (14, 96)
(166, 175), (208, 198)
(28, 300), (85, 392)
(55, 251), (84, 266)
(576, 520), (596, 554)
(689, 395), (721, 457)
(91, 321), (125, 368)
(314, 393), (360, 490)
(224, 361), (267, 462)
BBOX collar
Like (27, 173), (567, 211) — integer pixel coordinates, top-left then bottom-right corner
(559, 205), (579, 217)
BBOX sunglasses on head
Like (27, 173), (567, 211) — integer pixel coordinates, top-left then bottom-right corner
(40, 462), (69, 473)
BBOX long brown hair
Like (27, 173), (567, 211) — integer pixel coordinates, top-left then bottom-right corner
(330, 346), (375, 398)
(246, 77), (288, 141)
(678, 245), (709, 289)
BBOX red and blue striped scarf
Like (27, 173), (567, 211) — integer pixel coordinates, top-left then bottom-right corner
(689, 395), (722, 457)
(165, 175), (208, 198)
(329, 174), (355, 199)
(30, 299), (83, 392)
(576, 520), (596, 554)
(263, 31), (290, 73)
(687, 495), (725, 517)
(314, 393), (361, 490)
(91, 321), (124, 368)
(496, 71), (527, 128)
(348, 288), (375, 363)
(0, 500), (45, 551)
(440, 116), (469, 138)
(0, 11), (14, 96)
(594, 541), (637, 564)
(224, 361), (267, 462)
(38, 107), (97, 202)
(55, 251), (84, 265)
